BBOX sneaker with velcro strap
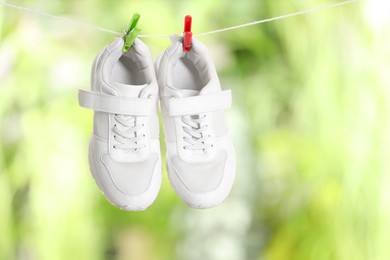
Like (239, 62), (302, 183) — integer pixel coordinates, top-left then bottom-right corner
(78, 38), (161, 211)
(156, 38), (236, 209)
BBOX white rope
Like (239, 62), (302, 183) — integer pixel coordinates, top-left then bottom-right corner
(0, 1), (123, 36)
(0, 0), (358, 38)
(195, 0), (358, 37)
(138, 34), (170, 38)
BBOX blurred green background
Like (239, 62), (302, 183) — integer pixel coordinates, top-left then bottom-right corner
(1, 0), (390, 259)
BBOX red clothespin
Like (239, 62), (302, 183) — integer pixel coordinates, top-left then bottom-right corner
(183, 15), (192, 52)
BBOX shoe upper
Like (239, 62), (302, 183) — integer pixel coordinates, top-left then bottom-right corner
(78, 38), (161, 210)
(156, 38), (236, 207)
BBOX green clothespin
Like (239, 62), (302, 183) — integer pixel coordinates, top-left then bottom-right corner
(122, 13), (141, 53)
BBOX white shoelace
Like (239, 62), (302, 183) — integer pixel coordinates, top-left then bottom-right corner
(181, 114), (213, 152)
(112, 114), (146, 152)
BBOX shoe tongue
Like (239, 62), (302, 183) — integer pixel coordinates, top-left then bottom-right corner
(165, 80), (219, 98)
(111, 82), (148, 98)
(165, 87), (200, 98)
(199, 80), (219, 95)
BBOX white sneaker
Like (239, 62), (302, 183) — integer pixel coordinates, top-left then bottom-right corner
(78, 38), (161, 211)
(156, 38), (236, 209)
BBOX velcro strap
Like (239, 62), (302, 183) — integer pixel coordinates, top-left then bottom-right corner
(163, 90), (232, 116)
(78, 89), (155, 116)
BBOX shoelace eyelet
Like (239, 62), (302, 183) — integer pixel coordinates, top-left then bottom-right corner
(181, 115), (211, 152)
(112, 116), (146, 151)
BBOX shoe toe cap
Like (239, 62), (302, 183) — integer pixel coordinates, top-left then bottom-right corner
(101, 153), (158, 196)
(90, 150), (161, 210)
(170, 151), (227, 193)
